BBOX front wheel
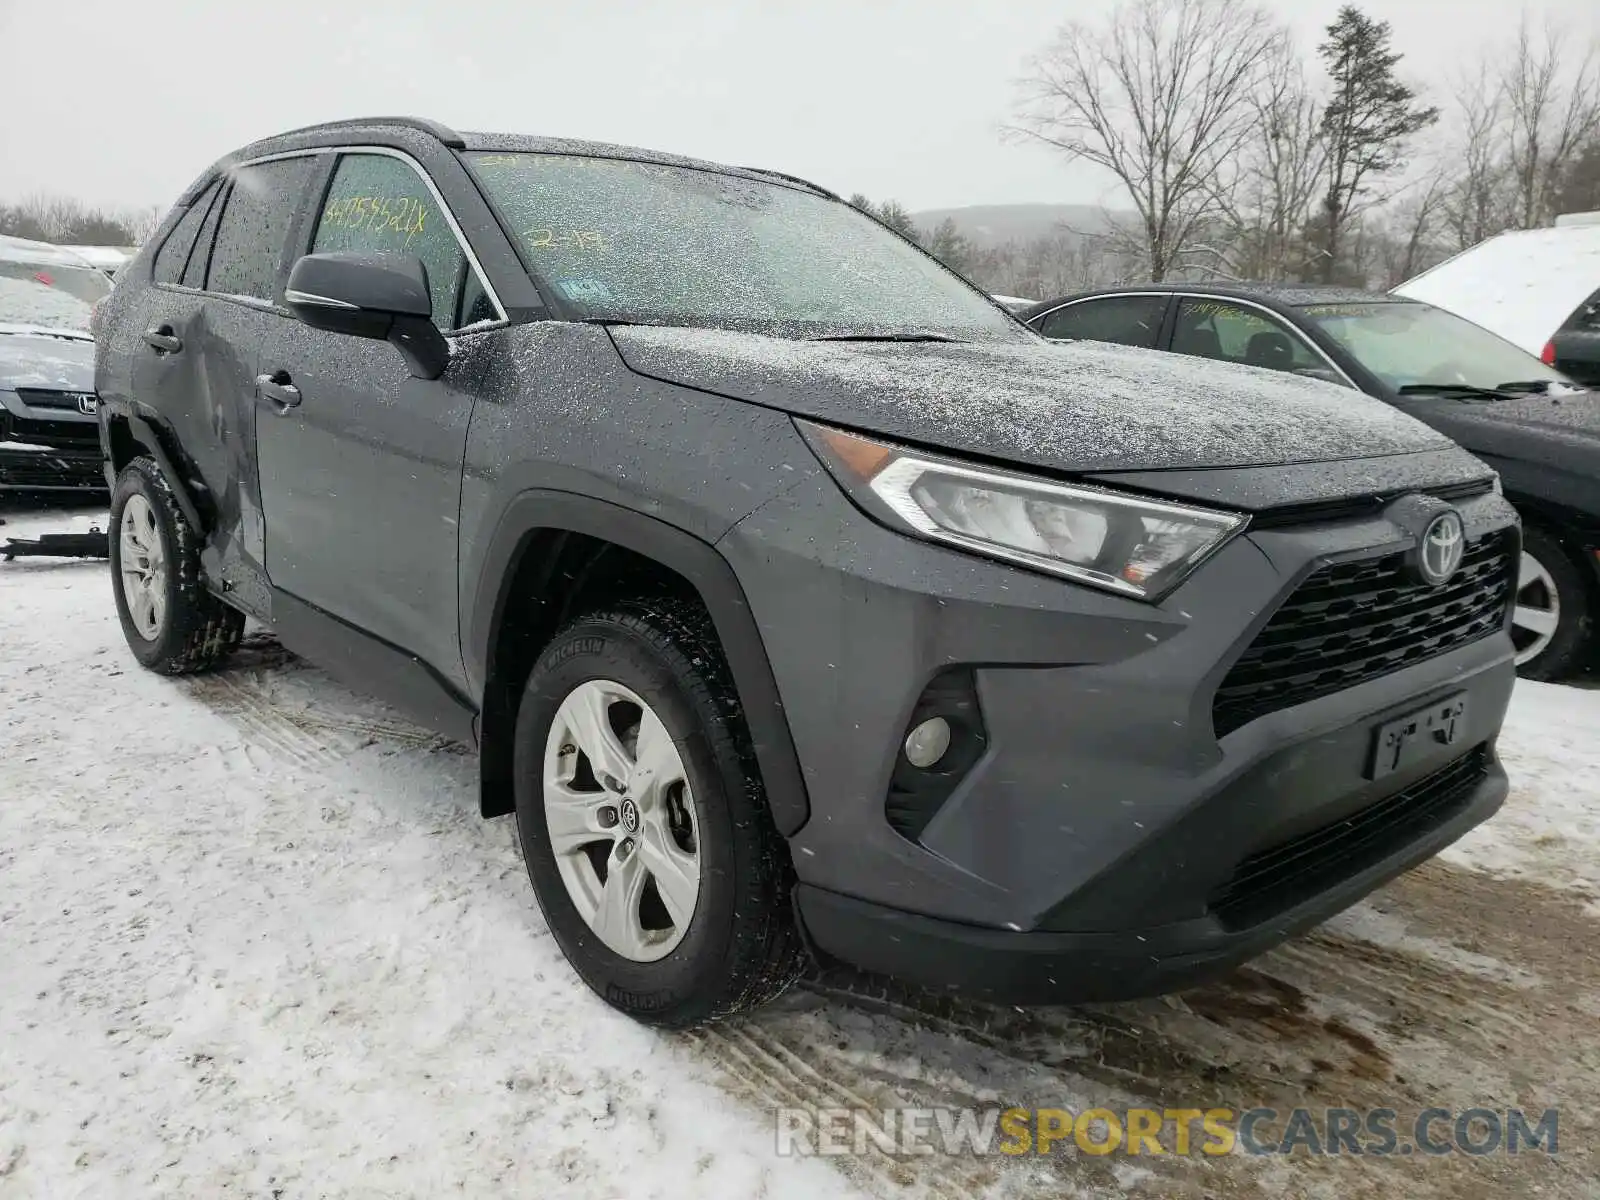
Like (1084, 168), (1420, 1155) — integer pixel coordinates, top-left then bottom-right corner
(1512, 526), (1595, 681)
(512, 603), (804, 1027)
(109, 456), (244, 674)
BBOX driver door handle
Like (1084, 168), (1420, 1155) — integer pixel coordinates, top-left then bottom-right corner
(143, 325), (182, 354)
(256, 370), (301, 411)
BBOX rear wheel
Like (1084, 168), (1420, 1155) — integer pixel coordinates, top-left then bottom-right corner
(512, 603), (804, 1027)
(1512, 525), (1595, 681)
(109, 456), (244, 674)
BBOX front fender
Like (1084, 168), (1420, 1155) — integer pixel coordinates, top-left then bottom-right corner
(464, 488), (810, 836)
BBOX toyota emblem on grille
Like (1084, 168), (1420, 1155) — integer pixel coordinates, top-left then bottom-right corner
(1419, 511), (1465, 586)
(76, 394), (99, 416)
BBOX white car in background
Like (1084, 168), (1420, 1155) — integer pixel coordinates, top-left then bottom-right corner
(991, 294), (1035, 313)
(1393, 223), (1600, 389)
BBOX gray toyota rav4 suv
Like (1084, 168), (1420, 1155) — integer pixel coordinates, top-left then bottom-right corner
(95, 117), (1520, 1027)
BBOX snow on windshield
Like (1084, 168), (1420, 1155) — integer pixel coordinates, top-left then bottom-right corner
(468, 153), (1015, 339)
(0, 276), (94, 332)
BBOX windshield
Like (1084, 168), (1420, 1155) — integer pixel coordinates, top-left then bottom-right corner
(468, 153), (1017, 340)
(0, 275), (95, 332)
(1299, 300), (1572, 392)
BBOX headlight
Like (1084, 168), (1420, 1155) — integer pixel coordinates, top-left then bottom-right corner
(800, 420), (1247, 601)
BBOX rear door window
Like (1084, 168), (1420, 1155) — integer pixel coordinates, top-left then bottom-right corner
(206, 157), (317, 302)
(1036, 296), (1166, 348)
(311, 153), (472, 331)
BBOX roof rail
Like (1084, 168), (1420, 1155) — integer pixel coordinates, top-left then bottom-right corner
(272, 116), (466, 149)
(739, 166), (838, 199)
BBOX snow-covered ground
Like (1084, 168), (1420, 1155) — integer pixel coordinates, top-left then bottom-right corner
(3, 503), (1599, 1199)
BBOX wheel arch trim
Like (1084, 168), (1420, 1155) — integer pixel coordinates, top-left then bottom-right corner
(467, 489), (811, 836)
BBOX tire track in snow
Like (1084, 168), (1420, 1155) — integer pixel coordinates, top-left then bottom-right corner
(687, 1021), (1004, 1200)
(177, 635), (459, 772)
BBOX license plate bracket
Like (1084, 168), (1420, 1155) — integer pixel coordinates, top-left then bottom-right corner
(1368, 693), (1469, 781)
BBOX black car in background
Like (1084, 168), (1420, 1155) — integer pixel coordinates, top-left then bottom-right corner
(1549, 288), (1600, 389)
(1023, 284), (1600, 680)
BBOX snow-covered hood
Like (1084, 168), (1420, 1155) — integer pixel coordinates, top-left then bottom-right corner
(0, 328), (96, 393)
(1397, 388), (1600, 463)
(610, 326), (1452, 473)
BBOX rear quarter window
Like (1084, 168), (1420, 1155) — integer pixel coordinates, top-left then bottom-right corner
(152, 180), (221, 285)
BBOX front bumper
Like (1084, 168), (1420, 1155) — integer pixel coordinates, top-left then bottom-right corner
(0, 442), (103, 491)
(796, 756), (1502, 1003)
(0, 390), (104, 491)
(721, 474), (1519, 1001)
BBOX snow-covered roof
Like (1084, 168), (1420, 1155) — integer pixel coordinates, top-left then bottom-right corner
(0, 235), (103, 272)
(1392, 225), (1600, 355)
(70, 245), (137, 271)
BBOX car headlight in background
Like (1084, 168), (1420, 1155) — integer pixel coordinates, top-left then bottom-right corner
(800, 420), (1248, 601)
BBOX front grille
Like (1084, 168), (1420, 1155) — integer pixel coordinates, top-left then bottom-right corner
(1208, 746), (1490, 929)
(0, 411), (100, 448)
(1212, 532), (1514, 737)
(15, 388), (97, 413)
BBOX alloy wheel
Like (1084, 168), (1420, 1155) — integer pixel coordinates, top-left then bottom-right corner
(542, 679), (701, 962)
(118, 494), (168, 641)
(1511, 549), (1561, 667)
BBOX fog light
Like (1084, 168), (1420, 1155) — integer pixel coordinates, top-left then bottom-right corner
(904, 717), (952, 769)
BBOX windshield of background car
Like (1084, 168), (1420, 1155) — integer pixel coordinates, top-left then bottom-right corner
(0, 275), (95, 332)
(0, 259), (112, 307)
(468, 153), (1018, 340)
(1300, 300), (1571, 391)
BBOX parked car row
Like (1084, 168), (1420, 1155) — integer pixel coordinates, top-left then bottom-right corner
(0, 236), (109, 492)
(83, 116), (1529, 1029)
(1020, 266), (1600, 683)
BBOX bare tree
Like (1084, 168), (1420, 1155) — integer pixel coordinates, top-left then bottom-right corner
(1217, 42), (1327, 280)
(1439, 75), (1516, 249)
(1011, 0), (1284, 281)
(1376, 167), (1451, 286)
(1502, 18), (1600, 228)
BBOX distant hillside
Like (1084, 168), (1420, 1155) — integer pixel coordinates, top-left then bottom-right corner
(911, 204), (1117, 247)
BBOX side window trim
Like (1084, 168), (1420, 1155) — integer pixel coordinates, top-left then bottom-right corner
(151, 179), (219, 284)
(183, 180), (229, 291)
(300, 144), (507, 332)
(1170, 293), (1357, 387)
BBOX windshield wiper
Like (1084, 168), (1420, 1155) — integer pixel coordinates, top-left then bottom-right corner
(1397, 383), (1507, 400)
(1492, 380), (1559, 395)
(811, 331), (960, 344)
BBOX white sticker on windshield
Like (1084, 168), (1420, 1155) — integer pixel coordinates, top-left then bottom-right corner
(555, 278), (616, 304)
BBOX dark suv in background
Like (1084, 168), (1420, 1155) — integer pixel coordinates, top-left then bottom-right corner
(96, 117), (1520, 1028)
(1023, 284), (1600, 681)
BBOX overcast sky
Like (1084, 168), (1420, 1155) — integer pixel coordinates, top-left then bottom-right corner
(1, 0), (1595, 215)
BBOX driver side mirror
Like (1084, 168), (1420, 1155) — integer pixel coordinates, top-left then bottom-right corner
(284, 252), (449, 380)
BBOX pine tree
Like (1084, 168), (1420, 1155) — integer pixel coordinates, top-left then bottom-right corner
(1315, 5), (1439, 282)
(925, 218), (974, 275)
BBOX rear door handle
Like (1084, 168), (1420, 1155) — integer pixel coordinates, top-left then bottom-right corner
(143, 325), (182, 354)
(256, 370), (301, 411)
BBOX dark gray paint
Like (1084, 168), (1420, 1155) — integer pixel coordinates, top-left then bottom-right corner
(94, 119), (1527, 1002)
